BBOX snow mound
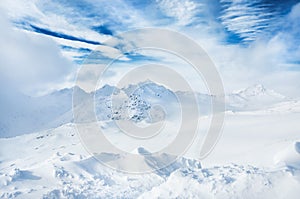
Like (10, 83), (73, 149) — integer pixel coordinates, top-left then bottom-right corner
(134, 147), (202, 176)
(274, 141), (300, 169)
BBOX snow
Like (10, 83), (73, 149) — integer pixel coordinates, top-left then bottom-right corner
(2, 81), (294, 138)
(274, 142), (300, 169)
(0, 122), (299, 198)
(0, 80), (290, 137)
(0, 86), (73, 137)
(226, 84), (287, 111)
(1, 83), (300, 198)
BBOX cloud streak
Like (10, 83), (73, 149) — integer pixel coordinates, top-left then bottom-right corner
(0, 0), (299, 97)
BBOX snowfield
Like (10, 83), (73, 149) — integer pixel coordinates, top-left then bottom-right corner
(0, 119), (300, 198)
(1, 83), (300, 198)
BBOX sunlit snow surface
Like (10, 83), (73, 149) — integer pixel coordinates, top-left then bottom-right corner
(1, 114), (300, 198)
(1, 84), (300, 198)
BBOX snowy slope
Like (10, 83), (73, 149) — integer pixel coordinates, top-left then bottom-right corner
(0, 86), (73, 137)
(0, 117), (300, 198)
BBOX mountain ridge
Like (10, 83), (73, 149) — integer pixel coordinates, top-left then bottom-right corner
(0, 82), (294, 137)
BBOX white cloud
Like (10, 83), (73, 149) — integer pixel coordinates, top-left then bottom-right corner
(0, 12), (75, 95)
(156, 0), (200, 26)
(1, 0), (299, 98)
(204, 35), (300, 97)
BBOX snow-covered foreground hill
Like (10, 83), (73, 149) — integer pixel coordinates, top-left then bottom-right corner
(1, 110), (300, 198)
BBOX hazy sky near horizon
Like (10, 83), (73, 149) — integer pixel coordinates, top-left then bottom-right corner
(0, 0), (300, 97)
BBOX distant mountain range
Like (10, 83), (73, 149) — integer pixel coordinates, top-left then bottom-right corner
(0, 82), (293, 137)
(226, 84), (287, 111)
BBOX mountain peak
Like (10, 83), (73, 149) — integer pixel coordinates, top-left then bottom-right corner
(253, 84), (265, 90)
(239, 84), (266, 96)
(131, 147), (151, 155)
(227, 84), (286, 111)
(233, 84), (285, 99)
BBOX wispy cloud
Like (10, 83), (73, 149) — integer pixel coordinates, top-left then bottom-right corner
(0, 0), (299, 97)
(218, 0), (299, 43)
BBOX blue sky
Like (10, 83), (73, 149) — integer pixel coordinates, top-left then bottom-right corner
(0, 0), (300, 96)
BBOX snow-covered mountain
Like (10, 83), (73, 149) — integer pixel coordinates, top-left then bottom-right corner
(226, 84), (287, 111)
(1, 82), (297, 138)
(234, 84), (285, 99)
(0, 86), (74, 137)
